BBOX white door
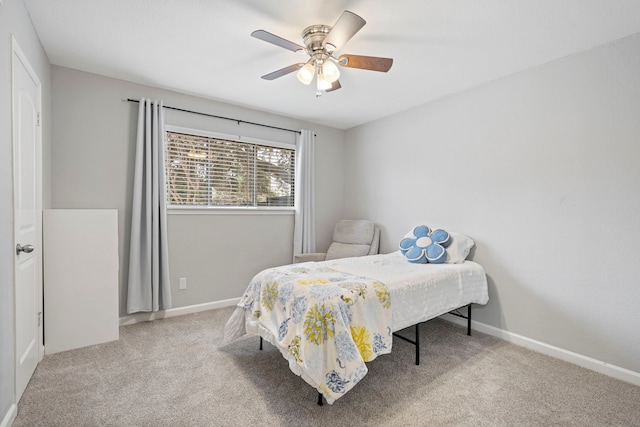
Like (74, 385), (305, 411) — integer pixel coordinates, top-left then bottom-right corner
(12, 36), (43, 402)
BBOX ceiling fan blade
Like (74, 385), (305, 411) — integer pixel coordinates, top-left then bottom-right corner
(251, 30), (305, 53)
(261, 63), (304, 80)
(323, 10), (366, 51)
(338, 54), (393, 72)
(325, 80), (342, 92)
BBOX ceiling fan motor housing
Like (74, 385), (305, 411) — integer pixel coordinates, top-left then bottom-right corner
(302, 24), (334, 63)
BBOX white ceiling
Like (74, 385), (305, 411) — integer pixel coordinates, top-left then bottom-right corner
(23, 0), (640, 130)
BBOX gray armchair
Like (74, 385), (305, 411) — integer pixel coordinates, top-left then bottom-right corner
(294, 220), (380, 263)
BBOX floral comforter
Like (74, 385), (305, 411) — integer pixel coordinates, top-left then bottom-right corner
(224, 263), (393, 404)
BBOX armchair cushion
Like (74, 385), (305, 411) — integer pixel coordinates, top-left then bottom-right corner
(294, 253), (328, 263)
(333, 220), (375, 245)
(325, 242), (371, 261)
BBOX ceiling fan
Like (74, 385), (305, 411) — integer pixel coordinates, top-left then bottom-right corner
(251, 10), (393, 96)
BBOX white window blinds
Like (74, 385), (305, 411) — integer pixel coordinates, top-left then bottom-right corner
(165, 131), (295, 208)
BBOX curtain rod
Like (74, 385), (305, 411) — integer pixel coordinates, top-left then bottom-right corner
(126, 98), (304, 135)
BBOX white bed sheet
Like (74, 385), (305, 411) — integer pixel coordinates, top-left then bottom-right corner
(320, 251), (489, 331)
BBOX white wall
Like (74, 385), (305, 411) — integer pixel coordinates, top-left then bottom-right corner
(0, 0), (51, 422)
(344, 34), (640, 374)
(50, 66), (346, 317)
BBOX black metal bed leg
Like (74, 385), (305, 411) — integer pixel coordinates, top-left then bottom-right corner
(259, 336), (263, 350)
(317, 392), (323, 406)
(415, 322), (420, 365)
(467, 305), (472, 336)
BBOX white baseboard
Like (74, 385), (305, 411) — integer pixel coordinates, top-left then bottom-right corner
(1, 404), (17, 427)
(440, 313), (640, 388)
(119, 297), (240, 326)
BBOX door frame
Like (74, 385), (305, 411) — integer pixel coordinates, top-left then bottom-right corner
(11, 34), (44, 402)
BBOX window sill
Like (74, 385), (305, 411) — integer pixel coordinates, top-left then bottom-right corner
(167, 206), (295, 216)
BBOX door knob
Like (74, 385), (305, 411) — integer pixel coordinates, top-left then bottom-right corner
(16, 244), (34, 255)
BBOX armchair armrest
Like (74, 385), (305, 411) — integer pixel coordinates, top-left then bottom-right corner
(294, 253), (327, 263)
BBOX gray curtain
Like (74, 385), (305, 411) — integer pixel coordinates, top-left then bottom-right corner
(293, 129), (316, 260)
(127, 98), (172, 313)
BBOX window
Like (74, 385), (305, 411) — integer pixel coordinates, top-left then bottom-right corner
(165, 129), (295, 208)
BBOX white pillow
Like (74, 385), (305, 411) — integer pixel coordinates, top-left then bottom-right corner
(444, 232), (475, 264)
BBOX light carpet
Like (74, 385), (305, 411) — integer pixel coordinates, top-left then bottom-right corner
(13, 307), (640, 426)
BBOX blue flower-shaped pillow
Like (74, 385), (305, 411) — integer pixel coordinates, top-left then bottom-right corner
(399, 225), (450, 264)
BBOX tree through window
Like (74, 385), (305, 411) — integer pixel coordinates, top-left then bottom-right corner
(165, 130), (295, 208)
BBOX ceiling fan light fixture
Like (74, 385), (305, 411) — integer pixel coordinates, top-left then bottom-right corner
(316, 72), (332, 91)
(296, 63), (315, 85)
(322, 60), (340, 83)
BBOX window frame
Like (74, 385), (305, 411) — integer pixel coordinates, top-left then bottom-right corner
(164, 125), (296, 214)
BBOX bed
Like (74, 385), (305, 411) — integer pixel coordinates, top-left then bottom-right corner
(224, 250), (489, 405)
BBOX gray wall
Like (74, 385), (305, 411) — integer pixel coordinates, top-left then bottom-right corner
(6, 6), (637, 422)
(50, 66), (346, 317)
(0, 0), (52, 421)
(344, 34), (640, 373)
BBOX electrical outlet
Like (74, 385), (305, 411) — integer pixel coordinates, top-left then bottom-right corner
(179, 277), (187, 290)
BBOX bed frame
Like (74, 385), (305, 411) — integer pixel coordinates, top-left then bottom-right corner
(392, 304), (472, 365)
(258, 304), (473, 406)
